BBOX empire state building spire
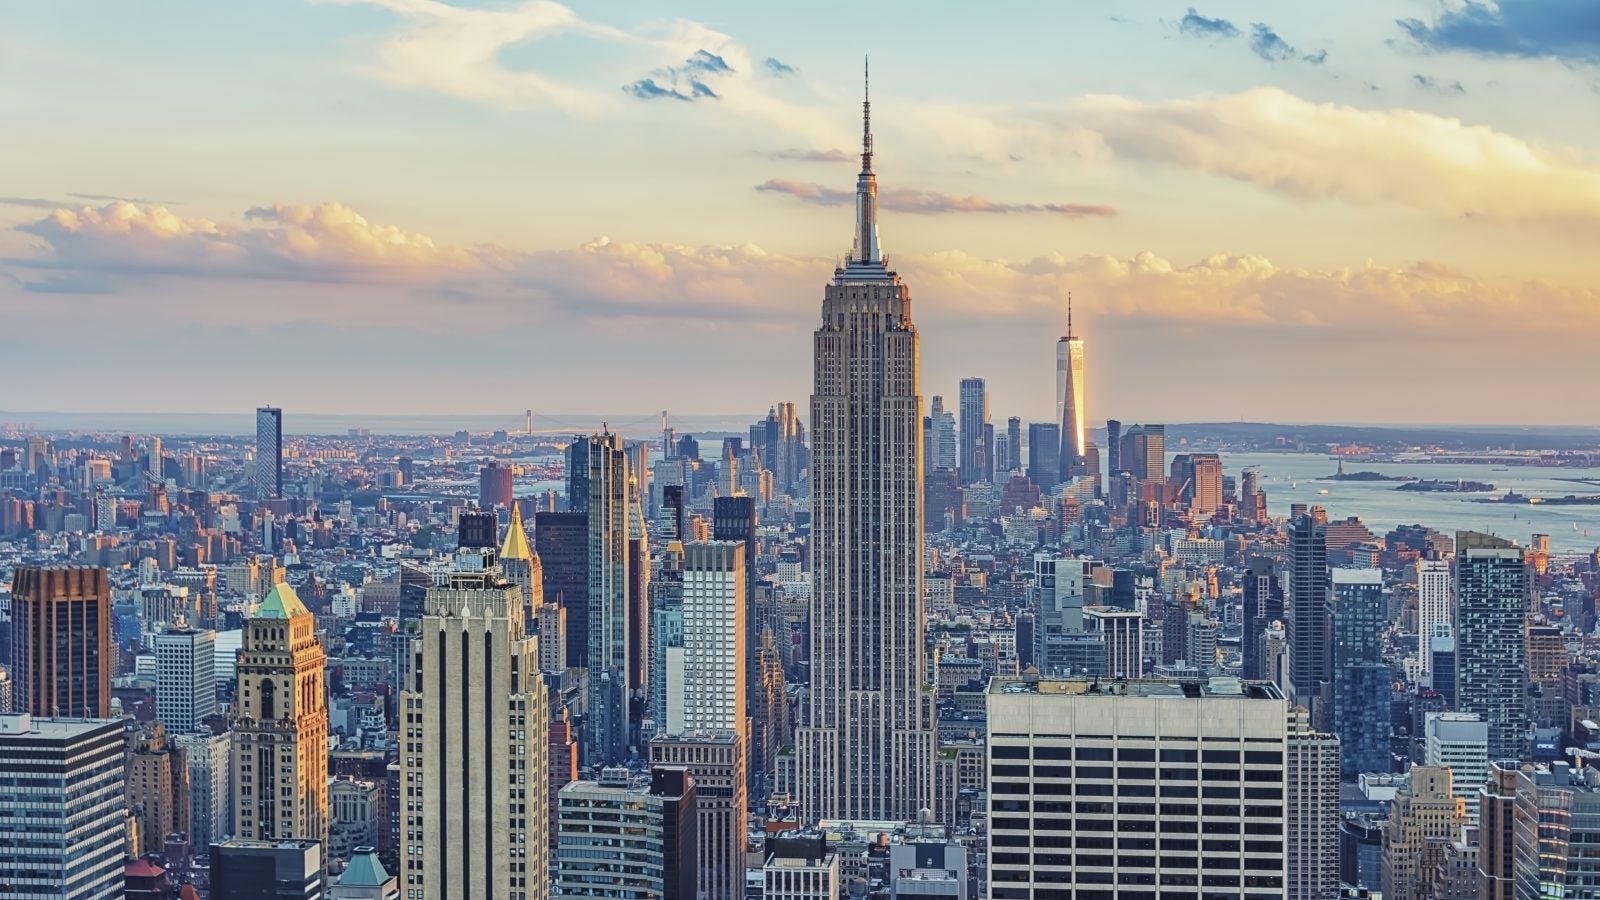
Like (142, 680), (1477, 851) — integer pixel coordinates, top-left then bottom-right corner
(851, 57), (881, 266)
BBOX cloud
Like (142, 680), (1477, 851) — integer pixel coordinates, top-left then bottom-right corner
(624, 49), (734, 102)
(764, 56), (797, 76)
(316, 0), (625, 112)
(1398, 0), (1600, 64)
(1413, 73), (1468, 94)
(0, 196), (62, 210)
(768, 148), (853, 163)
(754, 180), (1117, 217)
(1250, 23), (1325, 64)
(1055, 87), (1600, 233)
(13, 201), (503, 281)
(1179, 8), (1239, 39)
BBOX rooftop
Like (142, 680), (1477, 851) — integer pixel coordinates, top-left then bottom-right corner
(256, 582), (310, 619)
(989, 675), (1284, 701)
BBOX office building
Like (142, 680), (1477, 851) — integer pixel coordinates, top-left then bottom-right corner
(1455, 532), (1529, 760)
(1286, 707), (1340, 900)
(1286, 509), (1329, 723)
(650, 733), (745, 900)
(797, 83), (936, 823)
(1241, 557), (1283, 682)
(401, 543), (549, 900)
(584, 430), (634, 766)
(155, 622), (216, 733)
(927, 396), (956, 472)
(564, 435), (591, 513)
(764, 836), (840, 900)
(255, 406), (283, 500)
(478, 460), (514, 510)
(175, 730), (233, 855)
(1005, 416), (1022, 473)
(554, 766), (697, 900)
(1083, 606), (1142, 679)
(1424, 712), (1488, 825)
(233, 583), (329, 846)
(0, 713), (125, 900)
(986, 676), (1289, 896)
(1117, 423), (1165, 484)
(958, 377), (990, 485)
(1429, 624), (1457, 707)
(9, 565), (111, 718)
(1330, 567), (1390, 778)
(1024, 422), (1060, 490)
(1479, 762), (1518, 900)
(500, 503), (543, 612)
(711, 497), (758, 698)
(328, 847), (398, 900)
(212, 839), (325, 900)
(1380, 766), (1466, 900)
(535, 510), (588, 669)
(1055, 299), (1085, 477)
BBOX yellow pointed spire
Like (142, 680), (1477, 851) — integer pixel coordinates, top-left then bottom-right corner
(500, 504), (534, 561)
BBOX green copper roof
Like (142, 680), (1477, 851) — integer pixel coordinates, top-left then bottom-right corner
(257, 582), (310, 619)
(338, 848), (390, 886)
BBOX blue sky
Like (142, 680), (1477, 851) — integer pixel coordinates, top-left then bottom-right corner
(3, 1), (1600, 424)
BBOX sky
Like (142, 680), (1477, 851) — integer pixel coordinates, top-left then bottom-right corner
(3, 0), (1600, 426)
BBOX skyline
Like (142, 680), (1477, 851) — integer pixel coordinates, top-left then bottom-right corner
(5, 0), (1600, 424)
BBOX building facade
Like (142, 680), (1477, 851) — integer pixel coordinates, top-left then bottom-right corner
(1330, 567), (1391, 778)
(10, 565), (111, 718)
(986, 677), (1289, 896)
(155, 623), (217, 733)
(0, 713), (125, 900)
(1286, 707), (1340, 900)
(1455, 532), (1529, 760)
(255, 406), (283, 500)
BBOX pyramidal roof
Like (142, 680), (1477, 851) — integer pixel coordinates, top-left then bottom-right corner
(338, 848), (391, 886)
(500, 505), (535, 562)
(257, 582), (311, 619)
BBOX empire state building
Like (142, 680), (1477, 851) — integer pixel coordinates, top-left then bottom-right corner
(796, 67), (936, 822)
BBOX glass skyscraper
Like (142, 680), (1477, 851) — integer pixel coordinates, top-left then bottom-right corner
(1455, 532), (1529, 761)
(254, 405), (282, 500)
(1331, 567), (1390, 778)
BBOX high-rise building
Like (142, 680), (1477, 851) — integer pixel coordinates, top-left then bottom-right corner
(126, 722), (191, 857)
(1286, 707), (1340, 900)
(797, 80), (936, 823)
(585, 430), (634, 766)
(212, 839), (325, 900)
(564, 435), (591, 513)
(1055, 299), (1085, 469)
(478, 460), (514, 510)
(1169, 452), (1223, 517)
(9, 565), (111, 718)
(0, 713), (126, 900)
(650, 540), (747, 900)
(499, 503), (543, 613)
(958, 377), (989, 485)
(1479, 762), (1518, 900)
(401, 543), (549, 900)
(928, 396), (956, 471)
(986, 676), (1289, 896)
(255, 406), (283, 500)
(1286, 509), (1329, 724)
(155, 622), (216, 733)
(1024, 422), (1060, 490)
(711, 497), (758, 694)
(1241, 557), (1283, 682)
(555, 766), (698, 900)
(1424, 712), (1488, 825)
(535, 510), (588, 669)
(1455, 532), (1528, 760)
(175, 730), (233, 855)
(1117, 423), (1166, 484)
(1083, 606), (1142, 679)
(1380, 766), (1466, 900)
(1415, 558), (1452, 682)
(233, 583), (329, 847)
(1330, 567), (1390, 778)
(1475, 762), (1600, 896)
(1005, 416), (1022, 473)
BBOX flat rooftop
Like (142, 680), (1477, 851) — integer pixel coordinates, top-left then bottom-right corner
(990, 676), (1285, 701)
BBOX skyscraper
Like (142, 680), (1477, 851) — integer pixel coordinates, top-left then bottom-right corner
(535, 510), (588, 669)
(1424, 712), (1489, 825)
(554, 766), (697, 900)
(1056, 297), (1087, 483)
(1381, 766), (1466, 900)
(1005, 416), (1022, 473)
(1415, 558), (1452, 682)
(1455, 532), (1529, 761)
(1286, 707), (1340, 900)
(1025, 422), (1060, 490)
(1330, 568), (1390, 778)
(1241, 557), (1283, 682)
(478, 460), (514, 510)
(155, 622), (217, 733)
(255, 406), (283, 500)
(585, 430), (634, 766)
(928, 395), (956, 471)
(797, 74), (936, 822)
(233, 583), (329, 847)
(1287, 508), (1330, 724)
(10, 565), (111, 718)
(0, 714), (126, 900)
(958, 376), (989, 485)
(987, 676), (1289, 895)
(401, 542), (549, 899)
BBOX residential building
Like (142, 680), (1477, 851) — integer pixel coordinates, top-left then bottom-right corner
(1286, 707), (1340, 900)
(10, 565), (111, 718)
(554, 766), (697, 900)
(1455, 532), (1529, 760)
(255, 406), (283, 500)
(1330, 567), (1391, 778)
(1423, 713), (1488, 826)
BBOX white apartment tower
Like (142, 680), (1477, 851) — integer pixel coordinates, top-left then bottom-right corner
(1287, 706), (1341, 900)
(1416, 558), (1452, 680)
(1424, 711), (1489, 825)
(987, 676), (1289, 896)
(796, 66), (937, 822)
(401, 545), (549, 900)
